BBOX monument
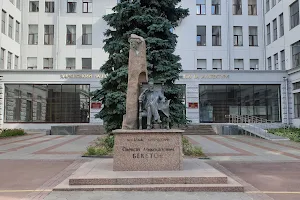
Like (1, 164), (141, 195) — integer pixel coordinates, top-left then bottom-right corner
(113, 34), (184, 171)
(53, 34), (244, 192)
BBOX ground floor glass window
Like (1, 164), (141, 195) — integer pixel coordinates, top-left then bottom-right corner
(4, 84), (90, 123)
(199, 84), (281, 123)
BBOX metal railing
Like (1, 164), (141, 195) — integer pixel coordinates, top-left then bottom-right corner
(225, 115), (289, 140)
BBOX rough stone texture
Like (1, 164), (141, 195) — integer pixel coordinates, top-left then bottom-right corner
(54, 159), (244, 192)
(122, 34), (148, 130)
(113, 129), (184, 171)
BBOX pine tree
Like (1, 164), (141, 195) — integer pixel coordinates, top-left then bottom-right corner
(92, 0), (189, 132)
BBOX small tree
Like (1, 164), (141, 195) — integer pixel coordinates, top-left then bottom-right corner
(92, 0), (189, 132)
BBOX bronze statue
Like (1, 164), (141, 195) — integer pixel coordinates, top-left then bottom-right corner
(139, 81), (170, 129)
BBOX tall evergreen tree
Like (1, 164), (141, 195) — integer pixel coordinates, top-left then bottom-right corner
(92, 0), (189, 132)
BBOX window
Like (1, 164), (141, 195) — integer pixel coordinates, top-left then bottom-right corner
(279, 13), (284, 37)
(196, 26), (206, 46)
(211, 0), (220, 15)
(82, 25), (92, 45)
(15, 21), (20, 42)
(66, 58), (75, 69)
(233, 0), (242, 15)
(45, 1), (55, 13)
(8, 15), (13, 38)
(274, 53), (279, 70)
(4, 84), (90, 123)
(29, 1), (39, 12)
(234, 59), (244, 70)
(2, 10), (6, 34)
(273, 18), (277, 41)
(233, 26), (243, 46)
(7, 52), (12, 69)
(212, 26), (221, 46)
(44, 25), (54, 45)
(294, 82), (300, 90)
(28, 25), (38, 45)
(82, 58), (92, 69)
(43, 58), (53, 69)
(196, 0), (206, 15)
(212, 59), (222, 70)
(250, 59), (259, 70)
(248, 0), (257, 15)
(0, 48), (5, 69)
(83, 0), (93, 13)
(67, 0), (77, 13)
(27, 57), (37, 69)
(266, 24), (270, 45)
(14, 55), (18, 69)
(267, 57), (272, 70)
(272, 0), (276, 7)
(292, 41), (300, 69)
(280, 50), (285, 70)
(36, 96), (42, 121)
(294, 93), (300, 118)
(16, 0), (20, 9)
(249, 26), (258, 46)
(266, 0), (270, 12)
(199, 85), (281, 122)
(290, 0), (299, 29)
(66, 25), (76, 45)
(196, 59), (206, 70)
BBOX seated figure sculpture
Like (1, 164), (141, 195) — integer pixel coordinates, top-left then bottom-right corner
(139, 80), (170, 130)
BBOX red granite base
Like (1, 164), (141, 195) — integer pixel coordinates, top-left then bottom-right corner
(112, 129), (184, 171)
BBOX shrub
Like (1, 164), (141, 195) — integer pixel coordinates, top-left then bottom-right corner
(84, 135), (114, 156)
(86, 146), (96, 155)
(0, 129), (26, 138)
(95, 146), (109, 156)
(268, 127), (300, 142)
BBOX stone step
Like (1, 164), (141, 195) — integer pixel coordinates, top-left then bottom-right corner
(54, 178), (243, 192)
(69, 176), (227, 185)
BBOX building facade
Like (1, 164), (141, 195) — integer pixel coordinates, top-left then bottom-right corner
(0, 0), (299, 130)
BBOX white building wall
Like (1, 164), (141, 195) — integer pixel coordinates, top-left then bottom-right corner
(265, 0), (300, 70)
(177, 0), (265, 70)
(0, 0), (21, 69)
(21, 0), (116, 70)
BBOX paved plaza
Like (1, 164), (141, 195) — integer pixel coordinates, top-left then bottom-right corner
(0, 133), (300, 199)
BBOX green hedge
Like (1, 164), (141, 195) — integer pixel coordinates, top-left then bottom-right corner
(268, 127), (300, 142)
(0, 129), (26, 138)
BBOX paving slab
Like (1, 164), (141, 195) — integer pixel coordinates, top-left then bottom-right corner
(187, 135), (238, 154)
(44, 191), (257, 200)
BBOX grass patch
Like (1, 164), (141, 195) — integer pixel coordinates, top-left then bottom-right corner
(267, 127), (300, 142)
(0, 129), (26, 138)
(182, 136), (206, 157)
(84, 134), (206, 157)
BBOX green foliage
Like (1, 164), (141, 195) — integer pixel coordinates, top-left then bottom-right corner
(268, 127), (300, 142)
(98, 134), (115, 151)
(182, 136), (205, 157)
(84, 135), (115, 156)
(92, 0), (189, 132)
(0, 129), (26, 138)
(86, 146), (96, 155)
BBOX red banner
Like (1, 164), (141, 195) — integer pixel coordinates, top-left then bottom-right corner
(91, 102), (102, 109)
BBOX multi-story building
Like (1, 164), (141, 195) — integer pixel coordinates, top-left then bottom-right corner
(0, 0), (298, 130)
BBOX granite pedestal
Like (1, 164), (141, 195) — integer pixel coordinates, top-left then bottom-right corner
(112, 129), (184, 171)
